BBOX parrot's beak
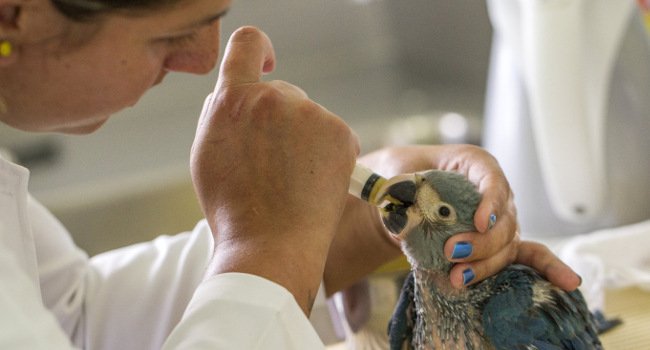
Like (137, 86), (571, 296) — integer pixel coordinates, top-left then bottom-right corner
(375, 173), (420, 237)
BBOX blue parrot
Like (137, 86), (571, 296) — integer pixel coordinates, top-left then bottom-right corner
(384, 170), (603, 350)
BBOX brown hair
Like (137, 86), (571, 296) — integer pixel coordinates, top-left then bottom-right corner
(50, 0), (187, 21)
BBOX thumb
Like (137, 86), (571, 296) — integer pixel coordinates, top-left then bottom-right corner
(216, 26), (276, 90)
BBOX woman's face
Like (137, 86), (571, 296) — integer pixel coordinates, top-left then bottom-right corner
(0, 0), (230, 133)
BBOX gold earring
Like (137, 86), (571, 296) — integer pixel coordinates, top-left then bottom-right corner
(0, 40), (13, 58)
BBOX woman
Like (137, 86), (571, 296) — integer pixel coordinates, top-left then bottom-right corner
(0, 0), (580, 348)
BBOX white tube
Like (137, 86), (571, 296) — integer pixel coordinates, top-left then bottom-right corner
(348, 163), (386, 206)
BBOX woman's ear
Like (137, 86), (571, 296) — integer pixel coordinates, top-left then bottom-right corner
(0, 2), (20, 66)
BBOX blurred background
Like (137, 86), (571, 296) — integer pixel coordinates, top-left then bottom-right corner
(0, 0), (492, 255)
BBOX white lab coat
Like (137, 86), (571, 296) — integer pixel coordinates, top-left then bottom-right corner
(0, 155), (324, 349)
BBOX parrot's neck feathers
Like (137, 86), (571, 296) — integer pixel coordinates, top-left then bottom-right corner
(411, 267), (491, 349)
(412, 266), (459, 297)
(405, 253), (454, 276)
(401, 221), (455, 273)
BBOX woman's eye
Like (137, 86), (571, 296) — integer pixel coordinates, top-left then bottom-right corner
(164, 32), (198, 46)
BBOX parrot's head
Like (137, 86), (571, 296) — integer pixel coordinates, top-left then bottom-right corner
(379, 170), (480, 271)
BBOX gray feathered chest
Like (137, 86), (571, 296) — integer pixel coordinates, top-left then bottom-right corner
(411, 267), (495, 350)
(392, 264), (601, 350)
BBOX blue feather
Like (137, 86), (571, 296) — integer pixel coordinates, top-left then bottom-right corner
(388, 272), (416, 350)
(481, 265), (602, 350)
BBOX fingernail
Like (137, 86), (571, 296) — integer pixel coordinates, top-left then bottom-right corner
(450, 242), (473, 259)
(488, 213), (497, 230)
(577, 274), (583, 287)
(462, 268), (475, 285)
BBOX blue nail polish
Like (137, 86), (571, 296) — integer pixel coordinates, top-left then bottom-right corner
(488, 213), (497, 230)
(451, 242), (473, 259)
(462, 268), (475, 285)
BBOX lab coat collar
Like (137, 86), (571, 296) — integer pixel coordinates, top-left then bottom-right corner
(0, 153), (41, 293)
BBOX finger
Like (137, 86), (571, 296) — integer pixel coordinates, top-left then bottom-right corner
(515, 241), (581, 292)
(444, 210), (516, 262)
(473, 172), (512, 233)
(217, 26), (276, 90)
(448, 234), (519, 289)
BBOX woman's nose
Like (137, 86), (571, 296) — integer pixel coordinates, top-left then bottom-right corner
(164, 22), (221, 74)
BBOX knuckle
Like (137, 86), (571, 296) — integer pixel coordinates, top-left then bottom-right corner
(295, 98), (322, 117)
(460, 144), (496, 163)
(463, 144), (483, 155)
(248, 84), (286, 115)
(332, 115), (354, 136)
(267, 79), (291, 89)
(256, 84), (285, 103)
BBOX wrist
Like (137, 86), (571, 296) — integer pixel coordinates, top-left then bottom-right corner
(206, 230), (331, 315)
(324, 196), (402, 295)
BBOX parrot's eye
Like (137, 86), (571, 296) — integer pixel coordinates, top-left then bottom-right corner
(438, 205), (451, 217)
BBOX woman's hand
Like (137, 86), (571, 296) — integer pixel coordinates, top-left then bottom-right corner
(325, 144), (580, 295)
(191, 27), (359, 314)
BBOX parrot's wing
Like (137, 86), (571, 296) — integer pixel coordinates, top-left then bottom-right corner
(387, 271), (416, 350)
(481, 265), (602, 350)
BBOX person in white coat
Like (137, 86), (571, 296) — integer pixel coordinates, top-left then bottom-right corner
(0, 0), (581, 348)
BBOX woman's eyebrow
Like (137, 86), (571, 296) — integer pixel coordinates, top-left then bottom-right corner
(177, 8), (230, 31)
